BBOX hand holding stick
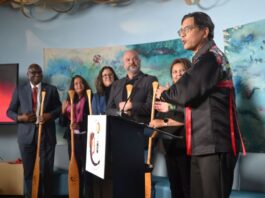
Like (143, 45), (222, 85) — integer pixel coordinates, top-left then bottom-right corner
(147, 81), (159, 163)
(145, 81), (159, 198)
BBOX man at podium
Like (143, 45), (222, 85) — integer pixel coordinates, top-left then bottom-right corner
(106, 50), (157, 124)
(105, 50), (158, 198)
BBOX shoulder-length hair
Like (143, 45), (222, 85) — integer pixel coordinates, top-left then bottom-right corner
(170, 58), (192, 76)
(67, 75), (91, 102)
(95, 66), (118, 96)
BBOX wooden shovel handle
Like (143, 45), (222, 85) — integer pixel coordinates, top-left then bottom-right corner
(86, 89), (92, 115)
(68, 90), (80, 198)
(32, 90), (46, 198)
(126, 84), (133, 100)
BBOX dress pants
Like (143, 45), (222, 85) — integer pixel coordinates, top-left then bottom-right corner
(19, 128), (55, 198)
(163, 139), (190, 198)
(190, 153), (238, 198)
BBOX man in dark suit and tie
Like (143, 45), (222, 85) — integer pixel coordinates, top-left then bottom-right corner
(7, 63), (61, 198)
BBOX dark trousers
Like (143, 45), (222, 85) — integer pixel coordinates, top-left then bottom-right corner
(19, 130), (55, 198)
(165, 152), (190, 198)
(163, 140), (190, 198)
(190, 153), (238, 198)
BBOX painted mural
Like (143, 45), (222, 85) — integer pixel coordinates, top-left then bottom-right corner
(44, 38), (192, 143)
(44, 22), (265, 151)
(224, 18), (265, 152)
(44, 39), (192, 99)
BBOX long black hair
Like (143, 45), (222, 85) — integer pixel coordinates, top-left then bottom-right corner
(67, 75), (91, 103)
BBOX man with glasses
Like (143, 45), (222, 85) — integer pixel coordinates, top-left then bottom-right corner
(156, 12), (245, 198)
(7, 63), (61, 198)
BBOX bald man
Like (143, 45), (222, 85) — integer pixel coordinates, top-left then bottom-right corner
(106, 50), (158, 124)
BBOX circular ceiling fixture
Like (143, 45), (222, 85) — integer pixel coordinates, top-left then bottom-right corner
(1, 0), (135, 20)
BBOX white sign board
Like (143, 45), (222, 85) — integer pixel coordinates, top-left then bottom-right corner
(86, 115), (107, 179)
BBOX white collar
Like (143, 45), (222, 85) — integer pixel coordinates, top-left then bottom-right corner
(30, 82), (41, 89)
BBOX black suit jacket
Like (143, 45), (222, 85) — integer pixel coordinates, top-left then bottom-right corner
(7, 82), (61, 145)
(106, 71), (157, 124)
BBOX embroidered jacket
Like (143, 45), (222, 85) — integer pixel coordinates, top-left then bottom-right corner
(161, 40), (242, 156)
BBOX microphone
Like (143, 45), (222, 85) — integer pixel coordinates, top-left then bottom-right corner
(121, 84), (133, 116)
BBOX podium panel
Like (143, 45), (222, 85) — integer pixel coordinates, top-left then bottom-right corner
(108, 115), (145, 198)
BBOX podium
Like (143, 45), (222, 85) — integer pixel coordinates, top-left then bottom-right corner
(108, 115), (145, 198)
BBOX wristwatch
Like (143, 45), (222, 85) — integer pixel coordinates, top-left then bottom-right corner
(163, 118), (169, 127)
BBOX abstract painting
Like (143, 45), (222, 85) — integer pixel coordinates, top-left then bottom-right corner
(44, 39), (192, 99)
(44, 38), (192, 143)
(224, 18), (265, 152)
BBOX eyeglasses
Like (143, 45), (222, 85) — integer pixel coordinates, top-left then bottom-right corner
(177, 25), (198, 36)
(102, 73), (113, 78)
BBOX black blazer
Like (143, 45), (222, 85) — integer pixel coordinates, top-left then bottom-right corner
(106, 71), (157, 124)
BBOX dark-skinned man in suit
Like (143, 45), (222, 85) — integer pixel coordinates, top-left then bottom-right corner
(7, 63), (61, 198)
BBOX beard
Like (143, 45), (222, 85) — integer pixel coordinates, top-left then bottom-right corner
(127, 65), (140, 75)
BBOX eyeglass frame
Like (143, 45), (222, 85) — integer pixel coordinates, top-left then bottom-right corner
(102, 73), (114, 78)
(177, 25), (201, 36)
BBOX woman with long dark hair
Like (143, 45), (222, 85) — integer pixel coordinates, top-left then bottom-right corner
(59, 75), (93, 198)
(92, 66), (118, 115)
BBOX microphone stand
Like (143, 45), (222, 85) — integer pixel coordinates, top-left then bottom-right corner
(117, 115), (182, 139)
(144, 124), (183, 139)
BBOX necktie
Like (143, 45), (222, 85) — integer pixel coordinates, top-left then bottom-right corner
(32, 86), (38, 112)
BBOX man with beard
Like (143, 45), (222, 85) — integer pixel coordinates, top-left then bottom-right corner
(106, 50), (157, 124)
(104, 50), (158, 198)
